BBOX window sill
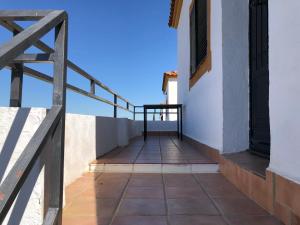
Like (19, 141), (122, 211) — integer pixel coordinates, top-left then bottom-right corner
(189, 50), (212, 89)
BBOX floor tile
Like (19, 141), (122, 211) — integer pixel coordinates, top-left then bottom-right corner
(165, 187), (207, 199)
(62, 216), (110, 225)
(203, 182), (247, 198)
(213, 197), (268, 216)
(164, 174), (199, 187)
(226, 215), (283, 225)
(167, 198), (220, 215)
(117, 199), (166, 216)
(63, 198), (119, 218)
(168, 215), (227, 225)
(195, 173), (232, 187)
(125, 187), (164, 199)
(129, 175), (163, 187)
(112, 216), (167, 225)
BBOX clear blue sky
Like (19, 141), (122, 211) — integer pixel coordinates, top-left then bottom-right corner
(0, 0), (176, 118)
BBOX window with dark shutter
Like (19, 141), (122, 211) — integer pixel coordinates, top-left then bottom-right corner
(190, 4), (197, 75)
(195, 0), (207, 66)
(189, 0), (210, 86)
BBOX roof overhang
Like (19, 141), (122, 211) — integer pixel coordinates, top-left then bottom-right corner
(162, 71), (177, 93)
(168, 0), (183, 28)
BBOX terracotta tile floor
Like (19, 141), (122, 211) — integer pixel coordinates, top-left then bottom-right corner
(91, 135), (216, 165)
(63, 173), (283, 225)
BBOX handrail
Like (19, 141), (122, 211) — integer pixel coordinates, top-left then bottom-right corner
(0, 19), (134, 109)
(5, 65), (134, 113)
(0, 106), (63, 223)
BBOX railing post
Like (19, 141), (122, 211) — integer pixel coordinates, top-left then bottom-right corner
(10, 30), (23, 107)
(113, 94), (117, 118)
(48, 17), (68, 225)
(90, 80), (95, 95)
(144, 106), (147, 141)
(177, 107), (179, 139)
(180, 105), (183, 140)
(133, 106), (136, 120)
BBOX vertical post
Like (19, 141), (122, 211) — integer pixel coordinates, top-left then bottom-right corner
(177, 107), (179, 139)
(144, 106), (147, 141)
(180, 105), (183, 140)
(133, 106), (136, 120)
(126, 102), (129, 110)
(48, 17), (68, 225)
(153, 109), (156, 121)
(90, 80), (95, 95)
(166, 109), (169, 121)
(10, 30), (23, 107)
(113, 94), (117, 118)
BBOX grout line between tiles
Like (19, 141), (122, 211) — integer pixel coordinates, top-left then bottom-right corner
(132, 139), (146, 164)
(192, 173), (232, 225)
(160, 135), (171, 225)
(108, 173), (133, 225)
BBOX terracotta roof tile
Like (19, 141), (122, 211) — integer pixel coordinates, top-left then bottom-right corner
(162, 71), (177, 93)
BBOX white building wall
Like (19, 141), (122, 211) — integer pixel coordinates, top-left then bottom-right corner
(167, 79), (178, 121)
(177, 0), (223, 151)
(268, 0), (300, 183)
(222, 0), (249, 153)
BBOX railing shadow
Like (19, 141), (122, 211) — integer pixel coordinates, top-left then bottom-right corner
(6, 159), (43, 225)
(0, 108), (30, 182)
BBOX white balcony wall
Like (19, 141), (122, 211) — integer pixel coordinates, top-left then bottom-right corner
(0, 107), (142, 225)
(134, 120), (177, 132)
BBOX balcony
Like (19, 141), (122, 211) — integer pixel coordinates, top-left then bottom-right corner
(0, 10), (284, 225)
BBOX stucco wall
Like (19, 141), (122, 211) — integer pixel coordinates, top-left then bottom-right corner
(134, 120), (177, 132)
(222, 0), (249, 153)
(0, 108), (46, 225)
(167, 79), (178, 121)
(177, 0), (223, 151)
(64, 115), (141, 185)
(0, 107), (143, 224)
(268, 0), (300, 183)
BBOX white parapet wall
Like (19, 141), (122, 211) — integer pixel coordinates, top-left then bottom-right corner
(0, 107), (143, 225)
(134, 120), (177, 132)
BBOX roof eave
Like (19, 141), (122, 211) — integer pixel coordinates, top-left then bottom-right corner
(168, 0), (183, 29)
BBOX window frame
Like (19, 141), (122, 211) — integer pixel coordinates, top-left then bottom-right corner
(189, 0), (212, 88)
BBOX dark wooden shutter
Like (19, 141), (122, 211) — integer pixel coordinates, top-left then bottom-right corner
(190, 4), (197, 75)
(195, 0), (207, 66)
